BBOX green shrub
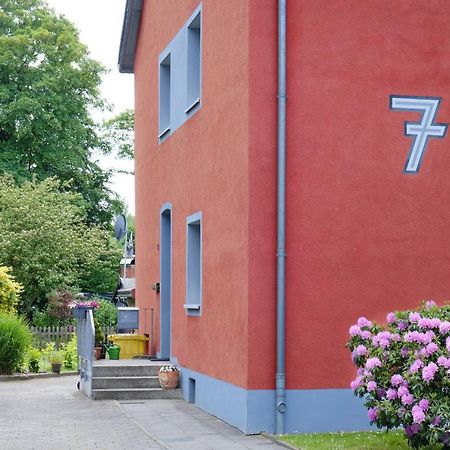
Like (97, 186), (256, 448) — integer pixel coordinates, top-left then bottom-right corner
(0, 266), (22, 315)
(31, 309), (63, 328)
(62, 335), (78, 369)
(95, 299), (117, 328)
(26, 347), (41, 373)
(0, 313), (32, 374)
(94, 317), (104, 346)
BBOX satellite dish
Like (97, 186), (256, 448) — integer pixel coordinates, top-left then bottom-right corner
(114, 214), (127, 241)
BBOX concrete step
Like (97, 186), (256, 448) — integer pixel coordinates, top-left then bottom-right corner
(92, 388), (182, 401)
(92, 364), (162, 377)
(92, 376), (160, 389)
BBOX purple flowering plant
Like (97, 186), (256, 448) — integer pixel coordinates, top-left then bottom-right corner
(69, 300), (100, 309)
(347, 301), (450, 449)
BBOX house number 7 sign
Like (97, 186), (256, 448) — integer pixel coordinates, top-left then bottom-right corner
(390, 95), (448, 173)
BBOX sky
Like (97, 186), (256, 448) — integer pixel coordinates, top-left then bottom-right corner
(46, 0), (135, 214)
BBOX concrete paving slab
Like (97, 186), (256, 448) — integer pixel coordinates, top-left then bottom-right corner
(0, 375), (283, 450)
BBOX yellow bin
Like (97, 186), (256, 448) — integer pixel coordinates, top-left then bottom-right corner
(107, 334), (149, 359)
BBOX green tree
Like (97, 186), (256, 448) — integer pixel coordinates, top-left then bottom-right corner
(103, 109), (134, 162)
(0, 175), (121, 315)
(0, 0), (121, 226)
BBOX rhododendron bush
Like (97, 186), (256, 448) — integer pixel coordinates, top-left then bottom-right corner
(347, 301), (450, 449)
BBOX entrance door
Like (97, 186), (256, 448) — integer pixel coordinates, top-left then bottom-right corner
(160, 205), (172, 359)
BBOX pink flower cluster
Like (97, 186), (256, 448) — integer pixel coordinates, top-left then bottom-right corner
(422, 362), (438, 382)
(412, 405), (425, 424)
(417, 342), (439, 358)
(386, 312), (396, 324)
(391, 374), (405, 386)
(372, 331), (400, 348)
(425, 300), (437, 309)
(439, 321), (450, 334)
(417, 317), (441, 329)
(409, 359), (424, 374)
(357, 317), (372, 328)
(70, 300), (100, 309)
(411, 399), (430, 424)
(365, 357), (382, 370)
(350, 376), (363, 390)
(368, 407), (378, 421)
(349, 325), (372, 339)
(404, 330), (435, 345)
(437, 356), (450, 368)
(409, 312), (421, 323)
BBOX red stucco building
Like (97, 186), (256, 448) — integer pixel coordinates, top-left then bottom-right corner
(119, 0), (450, 433)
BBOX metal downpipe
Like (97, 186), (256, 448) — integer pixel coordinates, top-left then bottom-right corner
(276, 0), (287, 435)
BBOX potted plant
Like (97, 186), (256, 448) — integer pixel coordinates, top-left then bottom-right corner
(94, 317), (104, 360)
(70, 299), (100, 320)
(49, 351), (64, 374)
(158, 364), (180, 389)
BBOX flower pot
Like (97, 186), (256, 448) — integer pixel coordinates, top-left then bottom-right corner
(159, 371), (179, 389)
(51, 363), (62, 374)
(94, 347), (102, 360)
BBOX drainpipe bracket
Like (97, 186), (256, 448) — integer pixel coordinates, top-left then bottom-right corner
(277, 402), (287, 413)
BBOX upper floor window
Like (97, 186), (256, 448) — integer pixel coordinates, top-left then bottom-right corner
(159, 53), (171, 139)
(158, 4), (202, 142)
(186, 12), (201, 114)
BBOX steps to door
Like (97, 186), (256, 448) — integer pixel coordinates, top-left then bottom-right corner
(91, 361), (182, 401)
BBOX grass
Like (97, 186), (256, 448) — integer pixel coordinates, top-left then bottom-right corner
(280, 430), (427, 450)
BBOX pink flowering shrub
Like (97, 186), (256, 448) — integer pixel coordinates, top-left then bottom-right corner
(69, 300), (100, 309)
(347, 301), (450, 449)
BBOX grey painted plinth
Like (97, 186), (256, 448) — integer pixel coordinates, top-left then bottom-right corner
(92, 387), (182, 400)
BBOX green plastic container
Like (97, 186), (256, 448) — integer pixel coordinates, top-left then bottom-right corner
(107, 345), (120, 360)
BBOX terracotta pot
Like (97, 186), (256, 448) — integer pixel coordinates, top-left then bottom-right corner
(94, 347), (102, 360)
(159, 371), (179, 389)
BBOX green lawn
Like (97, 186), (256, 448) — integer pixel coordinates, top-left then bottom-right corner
(280, 431), (423, 450)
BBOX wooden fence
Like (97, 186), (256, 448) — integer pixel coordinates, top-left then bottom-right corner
(30, 325), (118, 348)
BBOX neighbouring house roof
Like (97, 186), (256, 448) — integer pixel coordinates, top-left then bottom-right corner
(118, 0), (143, 73)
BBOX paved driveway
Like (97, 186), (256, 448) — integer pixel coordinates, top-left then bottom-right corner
(0, 376), (281, 450)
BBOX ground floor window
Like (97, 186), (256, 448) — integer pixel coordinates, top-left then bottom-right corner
(185, 212), (202, 316)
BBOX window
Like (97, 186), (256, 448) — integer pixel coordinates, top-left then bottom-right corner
(159, 53), (171, 139)
(158, 5), (202, 141)
(185, 212), (202, 315)
(186, 12), (201, 113)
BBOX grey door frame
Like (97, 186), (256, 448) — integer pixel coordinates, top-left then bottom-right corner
(159, 203), (172, 359)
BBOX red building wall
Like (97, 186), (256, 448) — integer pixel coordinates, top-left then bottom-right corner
(246, 0), (450, 391)
(133, 0), (252, 387)
(132, 0), (450, 429)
